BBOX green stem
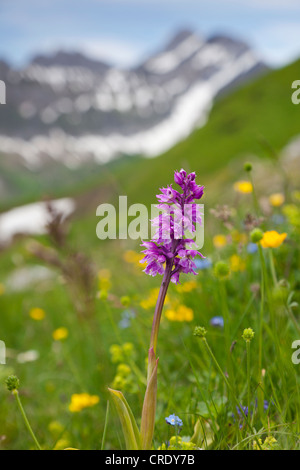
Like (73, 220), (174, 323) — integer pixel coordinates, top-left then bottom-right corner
(269, 249), (278, 286)
(13, 390), (42, 450)
(246, 341), (251, 426)
(257, 244), (265, 417)
(259, 247), (287, 400)
(220, 281), (236, 391)
(149, 264), (172, 356)
(101, 400), (110, 450)
(147, 262), (173, 382)
(249, 172), (260, 216)
(286, 306), (300, 336)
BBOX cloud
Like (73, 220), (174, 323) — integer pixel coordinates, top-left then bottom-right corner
(1, 0), (300, 68)
(252, 20), (300, 65)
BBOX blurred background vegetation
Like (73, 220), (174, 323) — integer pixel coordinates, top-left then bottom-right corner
(0, 0), (300, 450)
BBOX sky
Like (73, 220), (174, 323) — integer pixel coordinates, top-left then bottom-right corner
(0, 0), (300, 68)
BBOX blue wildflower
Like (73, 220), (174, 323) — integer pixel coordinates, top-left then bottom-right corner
(165, 414), (183, 428)
(236, 405), (249, 418)
(119, 318), (130, 329)
(118, 309), (136, 329)
(235, 405), (250, 428)
(194, 257), (212, 270)
(210, 316), (224, 328)
(247, 243), (258, 254)
(255, 399), (270, 411)
(264, 400), (269, 411)
(235, 400), (271, 427)
(271, 214), (286, 225)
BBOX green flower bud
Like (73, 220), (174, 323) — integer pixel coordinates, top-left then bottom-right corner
(250, 228), (264, 244)
(214, 261), (230, 280)
(98, 289), (108, 301)
(193, 326), (207, 338)
(242, 328), (255, 342)
(244, 162), (253, 172)
(272, 285), (289, 304)
(6, 375), (20, 392)
(278, 279), (290, 289)
(117, 363), (131, 376)
(120, 296), (131, 307)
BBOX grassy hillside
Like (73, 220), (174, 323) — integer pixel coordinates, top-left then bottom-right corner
(106, 58), (300, 206)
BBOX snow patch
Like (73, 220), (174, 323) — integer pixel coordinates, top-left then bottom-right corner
(0, 198), (75, 245)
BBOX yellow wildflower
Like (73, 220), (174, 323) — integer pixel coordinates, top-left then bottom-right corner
(52, 327), (69, 341)
(231, 230), (247, 245)
(159, 436), (197, 450)
(140, 288), (159, 309)
(269, 193), (285, 207)
(48, 421), (65, 437)
(99, 278), (111, 291)
(123, 342), (134, 355)
(176, 280), (197, 293)
(69, 393), (100, 413)
(234, 181), (253, 194)
(165, 305), (194, 322)
(111, 375), (127, 390)
(123, 250), (146, 268)
(165, 309), (177, 321)
(29, 308), (46, 321)
(109, 343), (134, 363)
(253, 436), (278, 450)
(97, 269), (112, 291)
(140, 288), (170, 309)
(54, 439), (71, 450)
(98, 269), (111, 279)
(178, 305), (194, 321)
(230, 254), (246, 272)
(260, 231), (287, 248)
(111, 363), (133, 391)
(213, 234), (227, 248)
(116, 363), (131, 376)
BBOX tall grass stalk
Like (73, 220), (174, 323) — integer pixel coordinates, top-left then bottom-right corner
(195, 333), (262, 450)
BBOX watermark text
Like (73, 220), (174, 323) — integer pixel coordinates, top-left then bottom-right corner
(291, 80), (300, 105)
(96, 197), (204, 248)
(0, 80), (6, 105)
(292, 340), (300, 365)
(0, 340), (6, 364)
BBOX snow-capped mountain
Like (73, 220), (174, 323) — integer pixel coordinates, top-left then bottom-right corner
(0, 30), (266, 168)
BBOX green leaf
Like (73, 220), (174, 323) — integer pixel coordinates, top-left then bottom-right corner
(140, 349), (159, 450)
(197, 395), (228, 419)
(108, 388), (141, 450)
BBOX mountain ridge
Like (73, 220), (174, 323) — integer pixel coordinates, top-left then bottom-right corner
(0, 57), (298, 212)
(0, 29), (267, 168)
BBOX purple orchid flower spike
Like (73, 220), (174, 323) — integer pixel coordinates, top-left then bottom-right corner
(141, 170), (204, 353)
(139, 169), (204, 449)
(141, 169), (204, 290)
(110, 169), (204, 451)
